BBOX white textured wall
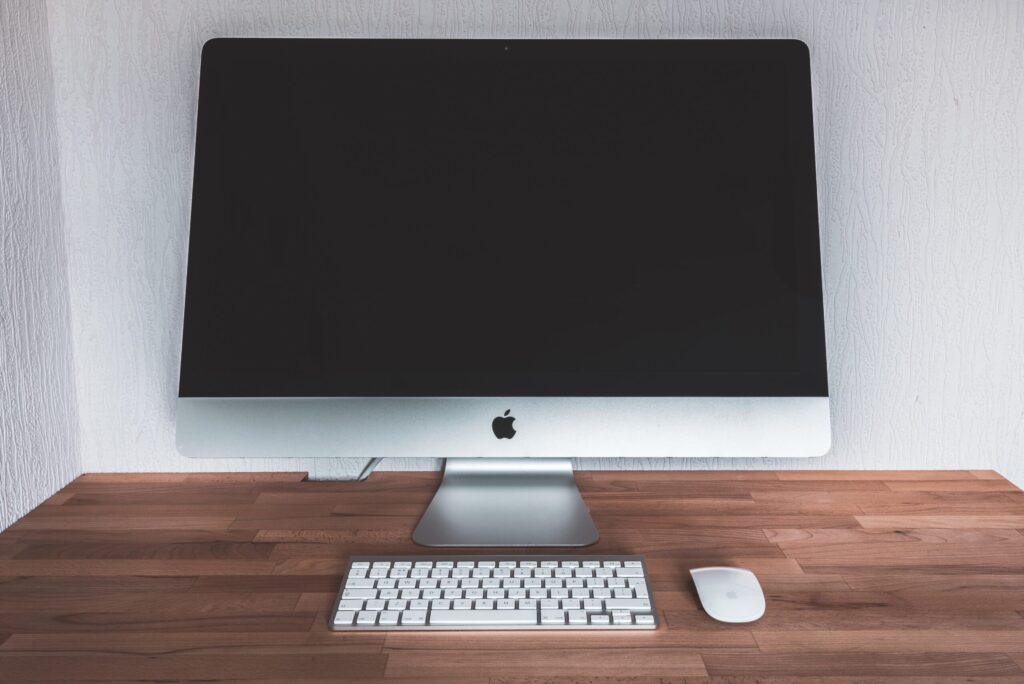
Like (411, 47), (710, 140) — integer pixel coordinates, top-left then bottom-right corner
(1, 1), (81, 530)
(45, 1), (1024, 485)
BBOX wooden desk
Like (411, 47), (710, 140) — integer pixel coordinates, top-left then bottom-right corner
(1, 470), (1023, 682)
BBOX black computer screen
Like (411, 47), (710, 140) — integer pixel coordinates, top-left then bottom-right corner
(180, 39), (827, 397)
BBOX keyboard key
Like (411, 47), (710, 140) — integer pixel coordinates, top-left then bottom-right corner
(541, 610), (566, 625)
(603, 598), (652, 611)
(342, 589), (377, 600)
(497, 599), (516, 610)
(616, 567), (644, 578)
(356, 611), (378, 625)
(410, 599), (429, 610)
(402, 609), (427, 625)
(430, 609), (538, 626)
(567, 610), (587, 624)
(634, 614), (655, 625)
(365, 599), (386, 611)
(338, 599), (364, 611)
(624, 560), (643, 567)
(378, 611), (400, 625)
(589, 613), (610, 625)
(453, 599), (473, 610)
(334, 610), (355, 625)
(612, 612), (632, 625)
(540, 599), (559, 610)
(351, 562), (370, 569)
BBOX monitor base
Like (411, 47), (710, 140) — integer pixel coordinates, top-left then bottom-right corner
(412, 458), (599, 547)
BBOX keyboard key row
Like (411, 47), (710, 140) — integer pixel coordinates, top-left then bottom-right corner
(352, 566), (645, 580)
(336, 608), (655, 627)
(345, 577), (648, 591)
(353, 560), (642, 570)
(339, 597), (651, 612)
(351, 577), (643, 589)
(342, 587), (646, 601)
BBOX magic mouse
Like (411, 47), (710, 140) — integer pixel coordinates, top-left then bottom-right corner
(690, 566), (766, 623)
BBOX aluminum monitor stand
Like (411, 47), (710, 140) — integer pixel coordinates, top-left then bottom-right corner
(412, 459), (599, 547)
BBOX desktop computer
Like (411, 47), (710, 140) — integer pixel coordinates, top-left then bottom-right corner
(177, 39), (828, 626)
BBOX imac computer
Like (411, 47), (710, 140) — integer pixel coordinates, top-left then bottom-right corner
(177, 39), (830, 547)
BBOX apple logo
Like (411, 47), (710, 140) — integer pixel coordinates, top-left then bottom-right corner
(492, 409), (516, 439)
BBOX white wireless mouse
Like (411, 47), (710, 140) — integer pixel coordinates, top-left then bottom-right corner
(690, 566), (766, 623)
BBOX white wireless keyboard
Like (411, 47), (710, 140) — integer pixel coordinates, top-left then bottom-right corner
(330, 555), (658, 630)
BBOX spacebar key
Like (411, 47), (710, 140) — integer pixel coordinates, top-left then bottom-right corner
(429, 609), (538, 626)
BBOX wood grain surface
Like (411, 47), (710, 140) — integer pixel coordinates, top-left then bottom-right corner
(1, 470), (1022, 682)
